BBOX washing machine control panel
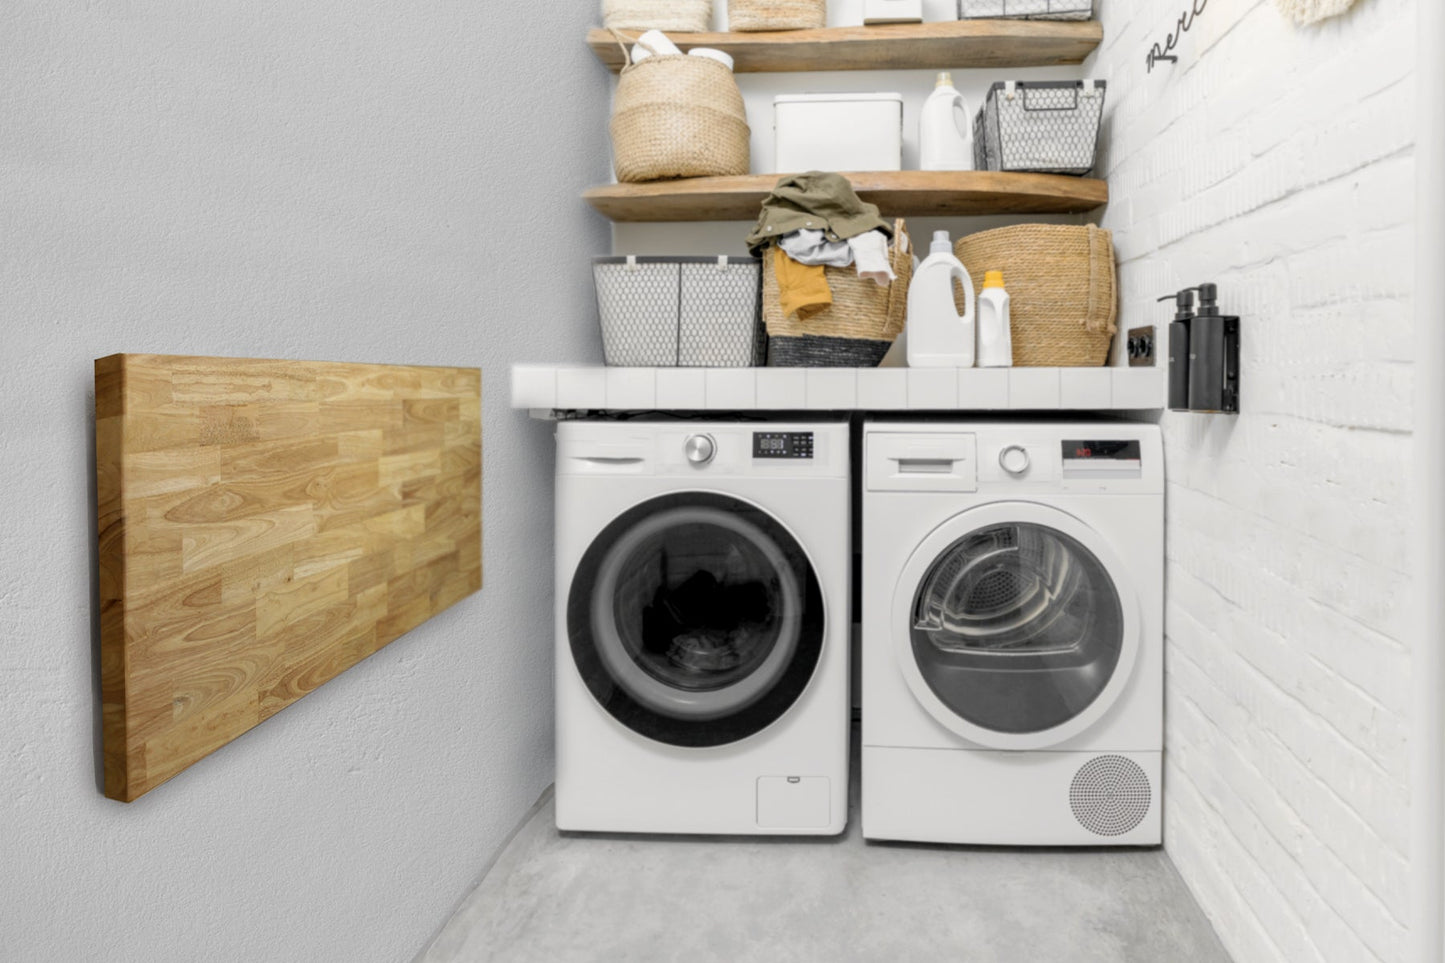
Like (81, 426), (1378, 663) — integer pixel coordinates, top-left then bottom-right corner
(752, 431), (814, 460)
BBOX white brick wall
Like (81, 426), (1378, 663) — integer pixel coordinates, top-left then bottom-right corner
(1087, 1), (1415, 959)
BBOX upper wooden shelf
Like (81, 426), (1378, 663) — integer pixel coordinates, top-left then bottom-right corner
(584, 171), (1108, 222)
(588, 20), (1102, 73)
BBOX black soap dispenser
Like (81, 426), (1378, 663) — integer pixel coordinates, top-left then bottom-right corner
(1187, 283), (1240, 413)
(1160, 289), (1195, 411)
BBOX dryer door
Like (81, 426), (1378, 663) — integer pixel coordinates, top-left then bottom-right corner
(568, 492), (825, 747)
(892, 502), (1141, 751)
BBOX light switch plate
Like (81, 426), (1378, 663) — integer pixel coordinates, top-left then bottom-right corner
(1127, 326), (1157, 367)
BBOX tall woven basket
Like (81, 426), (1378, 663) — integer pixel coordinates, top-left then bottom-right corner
(730, 0), (826, 31)
(955, 224), (1117, 366)
(609, 33), (751, 183)
(764, 221), (913, 367)
(602, 0), (713, 33)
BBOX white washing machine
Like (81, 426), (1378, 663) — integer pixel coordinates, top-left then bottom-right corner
(555, 420), (850, 835)
(862, 421), (1163, 846)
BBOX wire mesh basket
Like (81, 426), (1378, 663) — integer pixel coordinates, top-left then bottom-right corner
(973, 79), (1106, 177)
(593, 255), (766, 367)
(958, 0), (1093, 19)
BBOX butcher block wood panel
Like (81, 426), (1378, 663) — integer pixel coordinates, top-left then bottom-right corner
(95, 354), (482, 801)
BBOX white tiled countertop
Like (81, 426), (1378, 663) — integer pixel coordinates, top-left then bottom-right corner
(510, 365), (1164, 413)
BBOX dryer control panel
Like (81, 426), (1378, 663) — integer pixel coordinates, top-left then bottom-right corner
(1062, 440), (1144, 480)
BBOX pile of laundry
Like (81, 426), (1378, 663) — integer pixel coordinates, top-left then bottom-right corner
(746, 172), (898, 321)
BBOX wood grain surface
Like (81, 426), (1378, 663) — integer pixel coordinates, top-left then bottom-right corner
(588, 20), (1102, 73)
(95, 354), (482, 801)
(583, 170), (1109, 222)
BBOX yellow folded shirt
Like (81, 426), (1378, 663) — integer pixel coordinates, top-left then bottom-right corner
(774, 246), (832, 321)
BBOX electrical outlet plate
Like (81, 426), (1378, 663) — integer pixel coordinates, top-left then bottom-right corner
(1127, 326), (1156, 367)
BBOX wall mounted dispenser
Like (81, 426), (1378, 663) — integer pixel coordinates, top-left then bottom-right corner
(1162, 282), (1239, 414)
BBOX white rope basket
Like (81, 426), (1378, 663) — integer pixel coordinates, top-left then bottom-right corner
(1274, 0), (1359, 25)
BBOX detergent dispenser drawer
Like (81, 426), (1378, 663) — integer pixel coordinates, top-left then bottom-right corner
(866, 433), (977, 493)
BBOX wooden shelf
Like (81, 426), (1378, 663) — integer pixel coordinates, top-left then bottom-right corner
(588, 20), (1102, 73)
(583, 170), (1107, 222)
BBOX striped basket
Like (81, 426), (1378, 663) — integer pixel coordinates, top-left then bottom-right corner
(729, 0), (826, 31)
(763, 221), (912, 367)
(602, 0), (713, 33)
(955, 223), (1117, 366)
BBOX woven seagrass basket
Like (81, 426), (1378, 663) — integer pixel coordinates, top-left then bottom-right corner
(609, 33), (750, 183)
(602, 0), (713, 33)
(764, 221), (913, 367)
(955, 224), (1117, 367)
(730, 0), (826, 31)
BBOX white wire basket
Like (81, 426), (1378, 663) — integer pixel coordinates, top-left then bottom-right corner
(959, 0), (1093, 20)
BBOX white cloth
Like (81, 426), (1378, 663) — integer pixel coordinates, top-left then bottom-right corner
(848, 230), (895, 286)
(779, 229), (854, 268)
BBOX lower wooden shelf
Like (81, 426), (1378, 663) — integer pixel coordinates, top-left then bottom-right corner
(511, 364), (1163, 413)
(584, 171), (1109, 223)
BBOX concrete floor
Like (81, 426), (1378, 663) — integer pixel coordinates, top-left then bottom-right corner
(418, 769), (1231, 963)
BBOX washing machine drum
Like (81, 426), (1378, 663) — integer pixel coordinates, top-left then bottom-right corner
(568, 492), (824, 748)
(907, 517), (1130, 739)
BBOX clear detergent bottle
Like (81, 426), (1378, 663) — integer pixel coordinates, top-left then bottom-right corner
(907, 231), (976, 367)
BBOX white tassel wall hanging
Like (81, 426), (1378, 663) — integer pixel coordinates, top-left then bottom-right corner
(1274, 0), (1360, 26)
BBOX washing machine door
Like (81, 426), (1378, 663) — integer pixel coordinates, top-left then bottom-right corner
(892, 501), (1140, 751)
(567, 492), (825, 748)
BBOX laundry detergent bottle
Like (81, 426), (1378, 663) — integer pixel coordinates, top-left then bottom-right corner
(976, 270), (1012, 367)
(907, 231), (976, 367)
(919, 72), (973, 171)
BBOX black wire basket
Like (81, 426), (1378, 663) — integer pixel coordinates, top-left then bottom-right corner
(973, 80), (1107, 177)
(593, 255), (766, 367)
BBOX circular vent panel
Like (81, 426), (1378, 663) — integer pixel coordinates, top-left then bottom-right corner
(1069, 755), (1151, 837)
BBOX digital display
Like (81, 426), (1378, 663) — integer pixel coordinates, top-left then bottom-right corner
(1062, 440), (1141, 461)
(753, 432), (814, 460)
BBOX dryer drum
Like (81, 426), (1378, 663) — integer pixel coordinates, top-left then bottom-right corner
(908, 521), (1125, 735)
(913, 524), (1091, 654)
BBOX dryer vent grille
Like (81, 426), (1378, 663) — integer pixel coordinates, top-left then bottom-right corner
(1069, 755), (1151, 837)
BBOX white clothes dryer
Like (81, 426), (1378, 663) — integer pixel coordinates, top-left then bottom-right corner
(555, 420), (850, 835)
(862, 421), (1163, 846)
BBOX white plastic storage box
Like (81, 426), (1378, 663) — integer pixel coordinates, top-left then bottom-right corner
(864, 0), (923, 23)
(775, 93), (904, 173)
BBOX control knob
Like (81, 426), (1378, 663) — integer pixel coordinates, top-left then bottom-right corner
(684, 434), (716, 465)
(999, 445), (1031, 476)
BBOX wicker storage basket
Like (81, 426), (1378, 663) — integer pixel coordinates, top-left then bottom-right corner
(730, 0), (826, 31)
(602, 0), (713, 33)
(764, 221), (913, 367)
(954, 224), (1117, 366)
(609, 33), (751, 183)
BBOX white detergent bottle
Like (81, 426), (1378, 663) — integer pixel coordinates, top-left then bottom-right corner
(919, 72), (972, 172)
(907, 231), (976, 367)
(977, 270), (1013, 367)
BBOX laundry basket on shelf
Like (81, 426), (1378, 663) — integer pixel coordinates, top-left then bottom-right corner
(763, 221), (913, 367)
(729, 0), (827, 31)
(954, 224), (1116, 367)
(593, 255), (766, 367)
(608, 32), (751, 183)
(603, 0), (713, 33)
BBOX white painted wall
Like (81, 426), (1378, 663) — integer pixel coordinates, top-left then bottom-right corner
(0, 3), (609, 962)
(1086, 1), (1415, 960)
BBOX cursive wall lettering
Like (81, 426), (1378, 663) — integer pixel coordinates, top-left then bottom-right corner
(1148, 0), (1210, 72)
